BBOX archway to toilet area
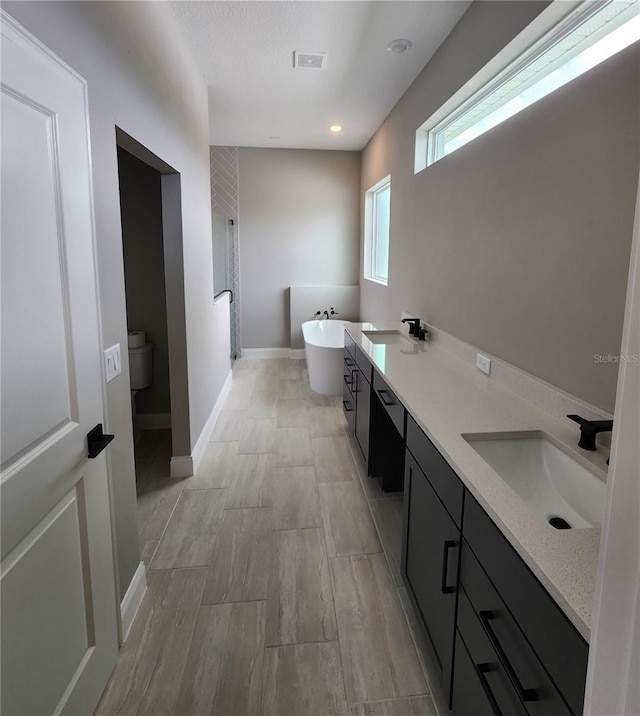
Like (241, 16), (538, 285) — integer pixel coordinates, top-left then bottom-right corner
(115, 128), (191, 479)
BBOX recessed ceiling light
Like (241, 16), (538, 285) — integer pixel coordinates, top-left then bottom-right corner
(329, 124), (342, 133)
(387, 39), (412, 54)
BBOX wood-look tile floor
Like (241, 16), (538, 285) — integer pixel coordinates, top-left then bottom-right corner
(96, 358), (441, 716)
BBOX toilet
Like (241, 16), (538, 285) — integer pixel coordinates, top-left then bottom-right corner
(128, 337), (154, 433)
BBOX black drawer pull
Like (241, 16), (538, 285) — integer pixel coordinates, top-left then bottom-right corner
(343, 400), (353, 413)
(440, 540), (457, 594)
(345, 357), (355, 367)
(377, 388), (395, 407)
(475, 663), (503, 716)
(344, 375), (353, 387)
(352, 372), (359, 393)
(479, 611), (539, 702)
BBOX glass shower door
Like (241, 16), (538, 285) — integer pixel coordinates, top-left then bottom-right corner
(212, 211), (237, 360)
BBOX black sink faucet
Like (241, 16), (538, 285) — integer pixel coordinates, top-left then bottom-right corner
(401, 317), (428, 341)
(401, 317), (420, 336)
(567, 415), (614, 451)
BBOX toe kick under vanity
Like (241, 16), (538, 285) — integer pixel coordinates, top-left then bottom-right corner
(343, 322), (609, 716)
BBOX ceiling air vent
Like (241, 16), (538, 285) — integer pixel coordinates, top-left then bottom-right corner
(293, 51), (326, 70)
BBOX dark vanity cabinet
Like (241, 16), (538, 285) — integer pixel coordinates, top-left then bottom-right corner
(342, 339), (356, 434)
(402, 415), (465, 704)
(353, 345), (372, 467)
(370, 370), (405, 492)
(343, 331), (372, 469)
(343, 329), (589, 715)
(453, 494), (589, 716)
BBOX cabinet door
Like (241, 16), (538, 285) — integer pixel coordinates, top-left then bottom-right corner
(369, 394), (404, 492)
(402, 452), (460, 700)
(354, 368), (371, 466)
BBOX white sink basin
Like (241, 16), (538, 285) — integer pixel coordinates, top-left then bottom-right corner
(463, 432), (606, 529)
(362, 330), (412, 345)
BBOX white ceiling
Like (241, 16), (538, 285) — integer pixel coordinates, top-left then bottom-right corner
(169, 1), (471, 150)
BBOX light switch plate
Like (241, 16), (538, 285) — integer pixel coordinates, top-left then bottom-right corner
(476, 353), (491, 376)
(104, 344), (122, 383)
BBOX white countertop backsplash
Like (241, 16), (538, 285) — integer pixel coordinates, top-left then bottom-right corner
(346, 321), (610, 641)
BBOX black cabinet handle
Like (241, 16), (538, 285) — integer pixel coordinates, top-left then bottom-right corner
(343, 400), (353, 413)
(475, 662), (503, 716)
(352, 371), (359, 394)
(87, 423), (114, 459)
(345, 357), (355, 367)
(440, 540), (457, 594)
(344, 375), (353, 388)
(479, 611), (538, 702)
(377, 389), (395, 407)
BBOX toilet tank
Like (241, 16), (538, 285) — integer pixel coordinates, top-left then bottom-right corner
(128, 343), (153, 390)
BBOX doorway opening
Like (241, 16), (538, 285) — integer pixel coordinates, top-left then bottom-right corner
(115, 128), (191, 490)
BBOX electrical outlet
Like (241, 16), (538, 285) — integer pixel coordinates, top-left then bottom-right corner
(104, 344), (122, 383)
(476, 353), (491, 376)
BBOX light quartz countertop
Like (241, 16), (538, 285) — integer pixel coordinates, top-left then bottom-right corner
(346, 321), (608, 642)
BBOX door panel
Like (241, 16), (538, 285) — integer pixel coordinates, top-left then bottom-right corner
(0, 90), (77, 461)
(0, 13), (118, 715)
(1, 487), (92, 715)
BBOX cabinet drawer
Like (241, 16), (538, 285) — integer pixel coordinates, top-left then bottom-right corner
(460, 542), (573, 716)
(453, 592), (528, 716)
(355, 345), (372, 383)
(342, 376), (355, 431)
(372, 370), (404, 436)
(464, 495), (588, 715)
(406, 415), (464, 527)
(343, 347), (356, 372)
(343, 357), (354, 384)
(344, 331), (356, 359)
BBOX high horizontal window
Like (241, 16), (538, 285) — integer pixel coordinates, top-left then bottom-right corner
(364, 176), (391, 285)
(416, 0), (639, 171)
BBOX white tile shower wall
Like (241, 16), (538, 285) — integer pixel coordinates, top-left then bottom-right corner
(290, 286), (360, 349)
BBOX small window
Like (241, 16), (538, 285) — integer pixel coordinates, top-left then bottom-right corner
(416, 0), (639, 171)
(364, 176), (391, 285)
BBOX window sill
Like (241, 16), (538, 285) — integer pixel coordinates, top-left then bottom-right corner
(364, 276), (388, 287)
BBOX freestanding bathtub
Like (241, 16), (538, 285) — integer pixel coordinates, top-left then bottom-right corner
(302, 319), (350, 395)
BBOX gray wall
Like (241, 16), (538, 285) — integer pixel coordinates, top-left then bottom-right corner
(5, 1), (230, 601)
(361, 1), (639, 413)
(238, 148), (361, 348)
(118, 148), (171, 416)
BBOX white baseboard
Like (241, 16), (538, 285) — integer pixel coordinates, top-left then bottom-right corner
(241, 347), (290, 359)
(241, 347), (306, 359)
(169, 370), (233, 478)
(120, 561), (147, 642)
(135, 412), (171, 430)
(191, 370), (233, 473)
(170, 455), (193, 478)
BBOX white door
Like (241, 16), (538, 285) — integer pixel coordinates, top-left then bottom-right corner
(0, 13), (118, 715)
